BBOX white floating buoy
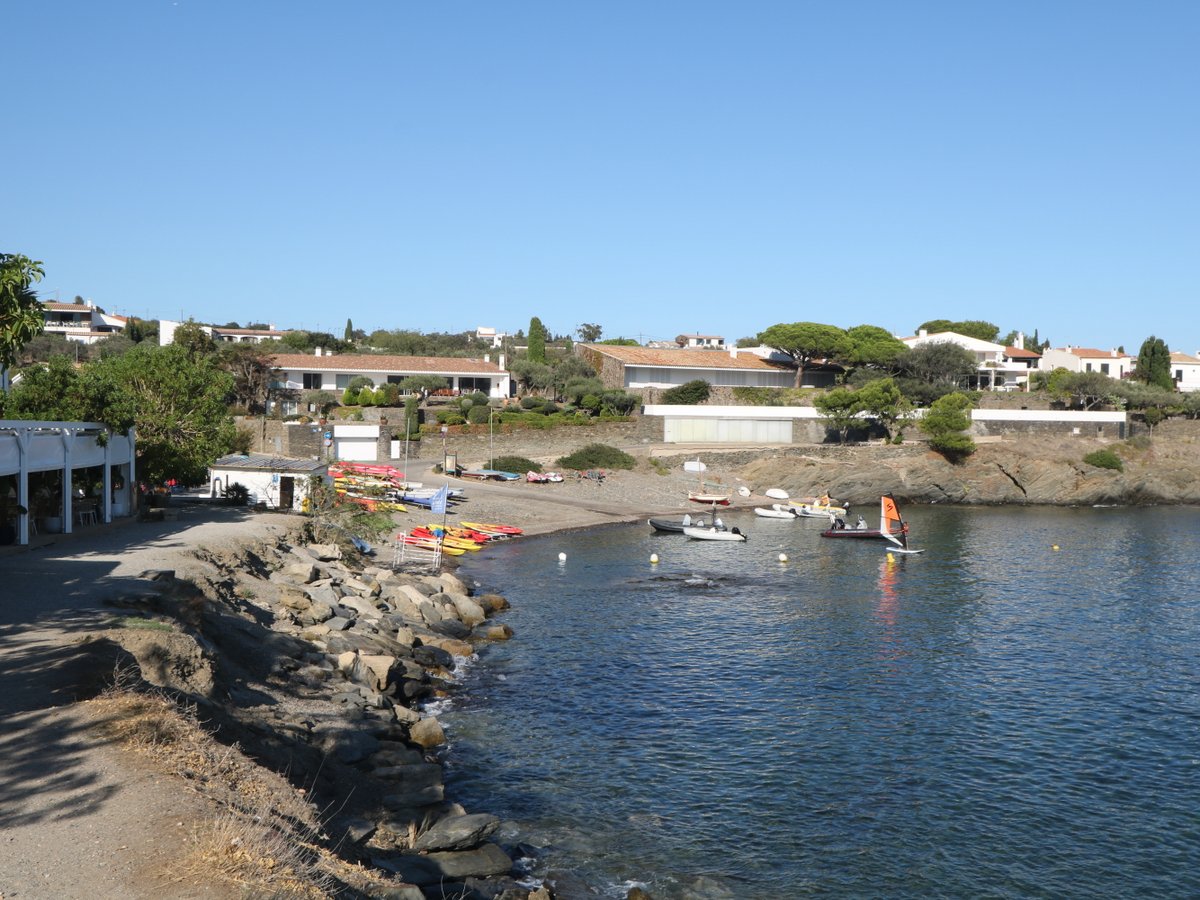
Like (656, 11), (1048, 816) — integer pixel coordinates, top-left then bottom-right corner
(778, 553), (788, 563)
(650, 553), (659, 564)
(558, 552), (567, 562)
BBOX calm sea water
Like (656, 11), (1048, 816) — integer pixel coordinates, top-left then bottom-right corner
(446, 506), (1200, 898)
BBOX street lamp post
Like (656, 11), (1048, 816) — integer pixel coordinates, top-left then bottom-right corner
(488, 408), (494, 470)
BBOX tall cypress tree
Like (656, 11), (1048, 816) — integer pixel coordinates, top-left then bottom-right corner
(528, 316), (547, 363)
(344, 318), (354, 342)
(1135, 336), (1172, 389)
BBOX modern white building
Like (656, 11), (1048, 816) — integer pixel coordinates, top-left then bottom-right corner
(900, 330), (1038, 391)
(270, 350), (512, 406)
(41, 300), (127, 344)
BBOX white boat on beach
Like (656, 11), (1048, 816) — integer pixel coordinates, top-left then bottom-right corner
(753, 504), (797, 519)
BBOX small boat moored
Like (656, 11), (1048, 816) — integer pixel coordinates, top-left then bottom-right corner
(683, 525), (748, 542)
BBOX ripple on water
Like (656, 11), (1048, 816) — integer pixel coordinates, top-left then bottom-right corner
(448, 507), (1200, 898)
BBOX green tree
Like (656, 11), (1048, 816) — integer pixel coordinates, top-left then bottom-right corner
(898, 341), (979, 388)
(577, 323), (603, 342)
(344, 318), (354, 342)
(510, 357), (552, 395)
(853, 377), (909, 440)
(845, 325), (909, 369)
(1063, 371), (1119, 410)
(527, 317), (547, 364)
(172, 319), (216, 356)
(916, 319), (999, 343)
(219, 343), (275, 413)
(13, 344), (237, 484)
(398, 374), (448, 398)
(813, 387), (860, 442)
(2, 355), (83, 420)
(756, 322), (851, 387)
(0, 253), (46, 372)
(920, 391), (976, 460)
(1134, 336), (1172, 390)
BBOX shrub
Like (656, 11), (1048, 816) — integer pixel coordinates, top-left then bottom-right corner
(467, 391), (490, 407)
(920, 392), (976, 461)
(556, 443), (636, 470)
(442, 414), (465, 426)
(341, 388), (359, 406)
(539, 401), (559, 415)
(1083, 448), (1124, 471)
(731, 386), (780, 406)
(347, 375), (375, 393)
(491, 455), (541, 473)
(225, 482), (249, 506)
(661, 379), (711, 405)
(520, 396), (542, 410)
(467, 404), (490, 425)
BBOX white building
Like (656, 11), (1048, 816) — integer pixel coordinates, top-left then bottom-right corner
(41, 300), (126, 344)
(208, 453), (327, 510)
(1170, 352), (1200, 392)
(676, 334), (727, 349)
(1040, 346), (1136, 379)
(0, 420), (137, 545)
(475, 327), (508, 348)
(900, 330), (1036, 391)
(270, 350), (512, 408)
(159, 319), (290, 345)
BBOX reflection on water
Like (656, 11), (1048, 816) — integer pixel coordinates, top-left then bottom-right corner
(451, 507), (1200, 898)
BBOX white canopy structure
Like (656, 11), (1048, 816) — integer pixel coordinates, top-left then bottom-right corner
(0, 421), (136, 546)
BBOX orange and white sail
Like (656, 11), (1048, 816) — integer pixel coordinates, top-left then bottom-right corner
(880, 493), (908, 548)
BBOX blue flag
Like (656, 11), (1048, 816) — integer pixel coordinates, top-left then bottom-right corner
(429, 484), (449, 515)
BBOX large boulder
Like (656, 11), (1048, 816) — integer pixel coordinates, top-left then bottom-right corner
(412, 813), (500, 852)
(371, 843), (512, 884)
(408, 716), (445, 749)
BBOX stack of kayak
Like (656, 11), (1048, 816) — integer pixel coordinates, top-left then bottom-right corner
(396, 521), (525, 555)
(331, 462), (467, 511)
(330, 462), (414, 512)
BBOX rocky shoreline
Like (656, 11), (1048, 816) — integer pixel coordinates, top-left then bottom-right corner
(109, 525), (571, 899)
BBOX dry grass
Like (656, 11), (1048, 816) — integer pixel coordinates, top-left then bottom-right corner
(90, 685), (339, 898)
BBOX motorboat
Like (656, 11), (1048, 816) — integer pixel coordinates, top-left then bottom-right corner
(683, 525), (747, 542)
(753, 504), (797, 519)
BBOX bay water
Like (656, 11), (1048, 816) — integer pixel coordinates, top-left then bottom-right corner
(447, 506), (1200, 898)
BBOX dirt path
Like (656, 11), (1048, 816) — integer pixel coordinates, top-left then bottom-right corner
(0, 507), (298, 899)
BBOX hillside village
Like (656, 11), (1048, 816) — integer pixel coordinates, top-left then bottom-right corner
(5, 285), (1200, 549)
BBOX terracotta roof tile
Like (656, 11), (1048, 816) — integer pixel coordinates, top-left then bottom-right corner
(582, 344), (792, 371)
(1004, 347), (1041, 359)
(271, 353), (505, 374)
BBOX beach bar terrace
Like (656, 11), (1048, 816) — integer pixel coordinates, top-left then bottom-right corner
(0, 421), (137, 546)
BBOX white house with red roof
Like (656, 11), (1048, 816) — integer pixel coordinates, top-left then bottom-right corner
(270, 350), (511, 403)
(41, 300), (126, 344)
(1040, 346), (1136, 379)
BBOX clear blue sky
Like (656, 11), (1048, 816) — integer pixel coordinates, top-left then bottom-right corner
(10, 1), (1199, 352)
